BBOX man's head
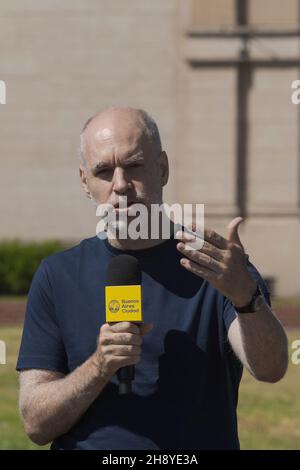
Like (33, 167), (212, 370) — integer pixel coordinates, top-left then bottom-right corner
(79, 107), (169, 214)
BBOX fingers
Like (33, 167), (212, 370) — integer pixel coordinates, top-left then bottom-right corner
(175, 232), (225, 262)
(175, 228), (204, 251)
(107, 321), (141, 335)
(175, 225), (228, 251)
(180, 258), (214, 282)
(105, 344), (142, 356)
(96, 322), (154, 378)
(203, 228), (228, 249)
(101, 332), (142, 347)
(227, 217), (244, 249)
(175, 225), (224, 273)
(177, 243), (223, 274)
(102, 322), (153, 339)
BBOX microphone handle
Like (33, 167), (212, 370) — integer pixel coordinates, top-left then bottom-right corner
(117, 365), (135, 395)
(116, 321), (140, 395)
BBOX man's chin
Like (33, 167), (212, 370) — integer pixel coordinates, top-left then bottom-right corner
(107, 219), (129, 238)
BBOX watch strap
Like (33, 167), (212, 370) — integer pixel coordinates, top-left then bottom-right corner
(234, 284), (262, 314)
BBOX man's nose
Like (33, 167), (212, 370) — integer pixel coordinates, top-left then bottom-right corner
(112, 167), (131, 194)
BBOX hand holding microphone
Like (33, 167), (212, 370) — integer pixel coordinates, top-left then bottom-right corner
(93, 321), (153, 382)
(94, 254), (153, 394)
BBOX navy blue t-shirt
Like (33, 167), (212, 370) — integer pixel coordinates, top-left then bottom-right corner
(16, 234), (270, 450)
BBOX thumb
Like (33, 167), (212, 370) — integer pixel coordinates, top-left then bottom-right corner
(140, 322), (154, 336)
(227, 216), (244, 248)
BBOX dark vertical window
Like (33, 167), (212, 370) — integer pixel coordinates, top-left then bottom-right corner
(236, 0), (248, 26)
(236, 1), (250, 218)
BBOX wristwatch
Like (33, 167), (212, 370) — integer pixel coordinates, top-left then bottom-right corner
(234, 284), (265, 314)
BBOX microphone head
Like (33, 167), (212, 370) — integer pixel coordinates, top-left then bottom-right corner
(106, 254), (141, 286)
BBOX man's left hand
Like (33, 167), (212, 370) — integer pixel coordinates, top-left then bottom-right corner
(175, 217), (257, 308)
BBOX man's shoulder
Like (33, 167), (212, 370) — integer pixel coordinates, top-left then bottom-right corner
(42, 235), (98, 269)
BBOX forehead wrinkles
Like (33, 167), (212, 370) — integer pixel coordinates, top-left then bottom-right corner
(86, 140), (147, 172)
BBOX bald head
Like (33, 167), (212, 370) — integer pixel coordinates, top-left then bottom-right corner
(79, 107), (162, 169)
(78, 106), (169, 219)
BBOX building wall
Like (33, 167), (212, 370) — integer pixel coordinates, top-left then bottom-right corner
(179, 1), (300, 296)
(0, 0), (299, 297)
(0, 0), (178, 240)
(191, 0), (299, 29)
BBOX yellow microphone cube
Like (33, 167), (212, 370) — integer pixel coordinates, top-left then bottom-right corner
(105, 285), (143, 323)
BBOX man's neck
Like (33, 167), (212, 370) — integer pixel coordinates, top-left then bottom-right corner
(106, 220), (175, 251)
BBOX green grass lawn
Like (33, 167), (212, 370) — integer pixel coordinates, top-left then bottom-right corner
(0, 326), (299, 450)
(238, 328), (300, 450)
(0, 326), (48, 450)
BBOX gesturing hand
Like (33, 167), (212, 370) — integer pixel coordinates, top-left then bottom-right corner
(175, 217), (257, 308)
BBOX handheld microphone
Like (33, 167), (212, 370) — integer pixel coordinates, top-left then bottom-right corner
(105, 255), (143, 395)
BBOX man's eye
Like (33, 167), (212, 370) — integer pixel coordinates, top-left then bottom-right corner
(129, 163), (142, 168)
(97, 169), (111, 175)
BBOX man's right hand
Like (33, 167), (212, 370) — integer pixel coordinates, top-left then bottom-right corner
(92, 321), (154, 379)
(19, 321), (153, 446)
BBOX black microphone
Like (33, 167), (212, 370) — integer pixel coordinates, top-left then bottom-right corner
(105, 255), (143, 395)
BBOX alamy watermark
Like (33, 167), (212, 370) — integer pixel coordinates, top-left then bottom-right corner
(291, 80), (300, 104)
(0, 80), (6, 359)
(0, 80), (6, 360)
(291, 339), (300, 365)
(0, 340), (6, 365)
(95, 197), (205, 251)
(0, 80), (6, 104)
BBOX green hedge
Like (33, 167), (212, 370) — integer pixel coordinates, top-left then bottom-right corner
(0, 240), (68, 295)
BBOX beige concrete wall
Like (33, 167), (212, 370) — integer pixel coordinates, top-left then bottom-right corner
(248, 68), (299, 214)
(190, 0), (235, 28)
(0, 0), (299, 296)
(178, 0), (300, 297)
(250, 0), (299, 28)
(246, 67), (300, 296)
(175, 66), (237, 215)
(0, 0), (178, 241)
(190, 0), (299, 29)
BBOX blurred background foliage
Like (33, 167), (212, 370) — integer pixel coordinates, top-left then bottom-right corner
(0, 240), (69, 295)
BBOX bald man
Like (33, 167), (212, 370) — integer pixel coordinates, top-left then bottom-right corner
(16, 107), (288, 450)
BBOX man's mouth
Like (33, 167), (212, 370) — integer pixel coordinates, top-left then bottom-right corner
(113, 201), (136, 211)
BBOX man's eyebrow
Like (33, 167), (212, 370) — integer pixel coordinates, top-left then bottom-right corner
(91, 161), (109, 174)
(123, 152), (144, 165)
(91, 152), (144, 174)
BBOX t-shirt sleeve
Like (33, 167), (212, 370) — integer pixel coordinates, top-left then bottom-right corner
(16, 259), (69, 374)
(223, 259), (272, 332)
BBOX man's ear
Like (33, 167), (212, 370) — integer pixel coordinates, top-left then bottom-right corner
(160, 151), (169, 187)
(79, 166), (90, 196)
